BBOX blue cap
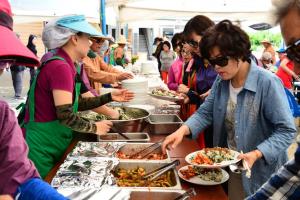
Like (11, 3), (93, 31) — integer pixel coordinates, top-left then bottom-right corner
(56, 15), (103, 37)
(277, 48), (286, 53)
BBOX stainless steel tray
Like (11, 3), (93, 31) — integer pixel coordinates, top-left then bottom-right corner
(98, 132), (150, 142)
(148, 114), (183, 134)
(113, 162), (182, 190)
(129, 189), (188, 200)
(117, 143), (171, 163)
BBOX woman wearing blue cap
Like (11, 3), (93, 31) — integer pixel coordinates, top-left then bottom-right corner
(20, 15), (134, 178)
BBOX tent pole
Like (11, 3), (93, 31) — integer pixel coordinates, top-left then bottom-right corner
(100, 0), (107, 35)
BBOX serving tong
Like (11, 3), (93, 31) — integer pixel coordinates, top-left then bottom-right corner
(110, 126), (130, 140)
(142, 159), (180, 182)
(129, 139), (164, 159)
(173, 188), (197, 200)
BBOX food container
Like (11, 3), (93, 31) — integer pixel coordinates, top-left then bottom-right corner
(79, 107), (150, 133)
(129, 189), (188, 200)
(148, 114), (183, 134)
(112, 162), (182, 190)
(117, 143), (171, 163)
(98, 132), (150, 142)
(111, 107), (150, 133)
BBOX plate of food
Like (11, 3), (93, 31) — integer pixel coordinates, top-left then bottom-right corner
(178, 165), (229, 185)
(149, 88), (183, 102)
(185, 147), (241, 168)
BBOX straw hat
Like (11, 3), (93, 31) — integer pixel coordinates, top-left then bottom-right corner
(260, 39), (271, 44)
(90, 24), (112, 40)
(116, 35), (128, 44)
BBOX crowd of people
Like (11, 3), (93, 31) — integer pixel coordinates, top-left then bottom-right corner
(1, 0), (300, 199)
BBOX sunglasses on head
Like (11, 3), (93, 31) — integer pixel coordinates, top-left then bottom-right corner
(208, 56), (230, 67)
(286, 39), (300, 63)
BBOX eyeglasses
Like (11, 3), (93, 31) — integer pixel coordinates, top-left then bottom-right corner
(91, 38), (104, 44)
(286, 39), (300, 63)
(208, 56), (230, 67)
(0, 59), (15, 69)
(187, 40), (199, 48)
(181, 50), (191, 56)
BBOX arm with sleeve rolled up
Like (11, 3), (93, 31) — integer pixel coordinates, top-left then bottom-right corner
(257, 77), (297, 165)
(161, 80), (218, 153)
(184, 79), (218, 139)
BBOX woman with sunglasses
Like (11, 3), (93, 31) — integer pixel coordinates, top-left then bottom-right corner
(83, 36), (133, 95)
(162, 20), (296, 198)
(21, 15), (134, 178)
(177, 15), (217, 148)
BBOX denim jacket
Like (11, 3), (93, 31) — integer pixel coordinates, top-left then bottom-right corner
(185, 60), (296, 196)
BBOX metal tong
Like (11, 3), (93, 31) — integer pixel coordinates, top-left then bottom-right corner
(142, 159), (180, 181)
(173, 188), (197, 200)
(129, 139), (164, 159)
(110, 126), (130, 140)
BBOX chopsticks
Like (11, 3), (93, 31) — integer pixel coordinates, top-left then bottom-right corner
(129, 139), (164, 159)
(142, 159), (180, 181)
(241, 151), (252, 178)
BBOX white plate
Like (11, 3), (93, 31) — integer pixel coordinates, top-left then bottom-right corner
(148, 92), (184, 102)
(185, 149), (241, 168)
(178, 165), (229, 186)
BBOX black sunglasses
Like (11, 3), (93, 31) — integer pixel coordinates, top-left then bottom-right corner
(208, 56), (230, 67)
(286, 39), (300, 63)
(91, 38), (104, 44)
(187, 40), (199, 48)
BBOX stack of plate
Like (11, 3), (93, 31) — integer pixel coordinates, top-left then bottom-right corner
(121, 77), (148, 104)
(141, 61), (159, 75)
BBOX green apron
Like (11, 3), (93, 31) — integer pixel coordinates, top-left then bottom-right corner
(24, 56), (81, 178)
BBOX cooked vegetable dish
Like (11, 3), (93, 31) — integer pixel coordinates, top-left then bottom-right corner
(180, 166), (223, 182)
(79, 107), (147, 121)
(114, 167), (174, 187)
(191, 147), (234, 165)
(116, 151), (167, 160)
(151, 88), (179, 98)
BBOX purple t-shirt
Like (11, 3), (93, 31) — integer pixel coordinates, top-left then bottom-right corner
(25, 48), (76, 122)
(0, 100), (39, 195)
(41, 50), (99, 97)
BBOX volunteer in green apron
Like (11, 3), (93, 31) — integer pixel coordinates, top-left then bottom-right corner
(21, 15), (134, 178)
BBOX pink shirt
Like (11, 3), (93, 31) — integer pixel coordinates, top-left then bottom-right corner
(167, 57), (183, 91)
(25, 48), (76, 123)
(0, 100), (39, 195)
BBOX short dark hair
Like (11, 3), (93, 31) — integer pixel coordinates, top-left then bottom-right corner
(272, 0), (300, 23)
(162, 41), (171, 50)
(171, 32), (184, 50)
(153, 37), (163, 45)
(200, 20), (251, 62)
(183, 15), (215, 40)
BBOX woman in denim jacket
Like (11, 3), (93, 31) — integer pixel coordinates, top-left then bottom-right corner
(162, 20), (296, 199)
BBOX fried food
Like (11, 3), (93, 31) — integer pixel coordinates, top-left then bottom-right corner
(114, 167), (174, 187)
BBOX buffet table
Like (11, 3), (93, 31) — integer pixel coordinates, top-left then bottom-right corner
(45, 134), (228, 200)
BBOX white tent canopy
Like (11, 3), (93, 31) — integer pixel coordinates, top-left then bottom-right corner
(10, 0), (274, 25)
(107, 0), (274, 24)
